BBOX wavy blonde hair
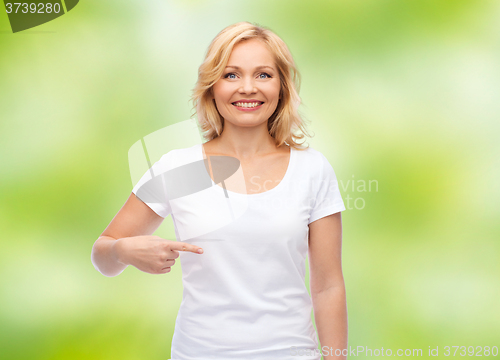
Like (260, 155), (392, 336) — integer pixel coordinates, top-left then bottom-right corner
(190, 21), (312, 150)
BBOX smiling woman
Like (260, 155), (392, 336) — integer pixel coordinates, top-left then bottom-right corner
(91, 21), (347, 360)
(190, 22), (308, 146)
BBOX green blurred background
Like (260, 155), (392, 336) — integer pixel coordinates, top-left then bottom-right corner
(1, 0), (499, 359)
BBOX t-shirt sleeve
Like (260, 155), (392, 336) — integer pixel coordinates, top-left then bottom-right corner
(131, 154), (172, 218)
(308, 152), (346, 224)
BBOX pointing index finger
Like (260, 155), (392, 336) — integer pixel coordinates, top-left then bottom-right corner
(172, 242), (203, 254)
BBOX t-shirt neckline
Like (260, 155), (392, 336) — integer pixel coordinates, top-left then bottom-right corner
(198, 142), (295, 197)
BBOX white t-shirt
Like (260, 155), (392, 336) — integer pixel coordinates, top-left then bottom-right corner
(132, 143), (346, 360)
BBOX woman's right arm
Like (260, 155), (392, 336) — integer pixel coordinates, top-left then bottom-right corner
(91, 193), (202, 277)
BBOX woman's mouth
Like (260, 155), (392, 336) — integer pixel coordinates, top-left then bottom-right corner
(232, 101), (264, 111)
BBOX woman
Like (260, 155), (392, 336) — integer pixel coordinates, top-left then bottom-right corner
(91, 22), (348, 360)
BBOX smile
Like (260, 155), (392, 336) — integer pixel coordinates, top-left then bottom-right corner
(232, 101), (264, 111)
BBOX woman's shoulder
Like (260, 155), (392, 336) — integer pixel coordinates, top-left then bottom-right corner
(293, 144), (326, 163)
(149, 144), (201, 174)
(292, 145), (340, 178)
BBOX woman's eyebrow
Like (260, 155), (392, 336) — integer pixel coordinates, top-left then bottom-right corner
(225, 65), (275, 71)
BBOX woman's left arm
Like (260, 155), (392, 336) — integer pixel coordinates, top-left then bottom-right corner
(308, 212), (348, 360)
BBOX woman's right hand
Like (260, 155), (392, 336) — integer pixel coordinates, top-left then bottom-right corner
(114, 235), (203, 275)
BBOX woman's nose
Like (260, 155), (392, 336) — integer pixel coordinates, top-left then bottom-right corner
(239, 77), (257, 94)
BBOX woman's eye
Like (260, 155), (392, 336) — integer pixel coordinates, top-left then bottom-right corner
(259, 73), (271, 79)
(224, 73), (236, 79)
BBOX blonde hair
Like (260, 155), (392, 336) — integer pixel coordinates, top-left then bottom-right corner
(190, 21), (312, 150)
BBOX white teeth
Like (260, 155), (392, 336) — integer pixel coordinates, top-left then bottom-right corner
(233, 102), (262, 108)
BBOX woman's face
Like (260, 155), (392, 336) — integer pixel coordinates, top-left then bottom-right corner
(211, 38), (281, 128)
